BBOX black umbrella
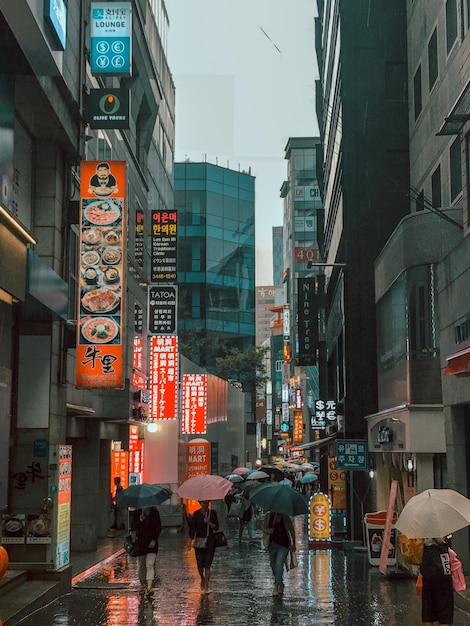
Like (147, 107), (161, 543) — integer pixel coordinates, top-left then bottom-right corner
(116, 483), (172, 508)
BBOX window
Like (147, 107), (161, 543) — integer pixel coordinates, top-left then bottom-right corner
(449, 137), (462, 201)
(413, 65), (422, 120)
(431, 165), (441, 208)
(446, 0), (457, 54)
(428, 29), (438, 90)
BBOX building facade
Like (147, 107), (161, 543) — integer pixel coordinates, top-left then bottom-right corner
(367, 0), (470, 569)
(0, 0), (176, 572)
(316, 0), (410, 537)
(175, 161), (256, 372)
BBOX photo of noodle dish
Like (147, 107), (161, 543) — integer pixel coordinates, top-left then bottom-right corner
(81, 249), (100, 266)
(82, 227), (102, 245)
(101, 247), (121, 265)
(83, 199), (121, 226)
(81, 317), (119, 344)
(81, 288), (120, 313)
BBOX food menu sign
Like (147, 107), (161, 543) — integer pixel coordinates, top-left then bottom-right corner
(182, 374), (207, 434)
(76, 161), (126, 389)
(149, 335), (178, 419)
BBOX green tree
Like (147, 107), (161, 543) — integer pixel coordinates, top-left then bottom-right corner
(213, 346), (269, 393)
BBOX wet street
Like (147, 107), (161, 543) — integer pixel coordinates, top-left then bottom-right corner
(15, 516), (470, 625)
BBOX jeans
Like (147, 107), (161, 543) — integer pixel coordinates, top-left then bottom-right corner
(268, 542), (289, 585)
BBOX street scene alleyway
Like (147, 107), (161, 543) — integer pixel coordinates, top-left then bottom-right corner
(14, 517), (470, 625)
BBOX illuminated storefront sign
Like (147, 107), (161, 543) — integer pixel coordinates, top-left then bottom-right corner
(90, 2), (132, 75)
(309, 492), (331, 543)
(186, 439), (210, 479)
(128, 425), (144, 476)
(149, 335), (178, 419)
(44, 0), (67, 50)
(76, 161), (126, 389)
(111, 449), (128, 494)
(182, 374), (207, 435)
(293, 410), (303, 444)
(151, 210), (177, 282)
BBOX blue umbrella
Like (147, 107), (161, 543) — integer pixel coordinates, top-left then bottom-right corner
(116, 483), (172, 508)
(300, 473), (318, 484)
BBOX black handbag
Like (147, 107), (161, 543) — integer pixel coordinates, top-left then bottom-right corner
(214, 531), (227, 548)
(124, 533), (139, 557)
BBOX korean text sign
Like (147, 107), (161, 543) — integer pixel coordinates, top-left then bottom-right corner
(76, 161), (126, 389)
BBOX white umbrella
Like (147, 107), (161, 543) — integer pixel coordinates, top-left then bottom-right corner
(225, 474), (244, 483)
(395, 489), (470, 538)
(245, 470), (269, 480)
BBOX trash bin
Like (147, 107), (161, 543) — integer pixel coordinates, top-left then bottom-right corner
(364, 511), (397, 566)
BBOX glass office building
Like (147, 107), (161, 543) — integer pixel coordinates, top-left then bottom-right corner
(175, 162), (256, 371)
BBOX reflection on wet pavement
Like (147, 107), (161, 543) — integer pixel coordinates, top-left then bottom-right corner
(15, 517), (470, 625)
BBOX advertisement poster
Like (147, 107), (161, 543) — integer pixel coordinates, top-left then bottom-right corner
(1, 513), (26, 544)
(55, 445), (72, 569)
(76, 161), (126, 389)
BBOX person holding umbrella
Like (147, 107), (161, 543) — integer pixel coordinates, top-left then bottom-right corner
(189, 500), (219, 594)
(131, 506), (162, 596)
(420, 536), (454, 626)
(262, 511), (296, 597)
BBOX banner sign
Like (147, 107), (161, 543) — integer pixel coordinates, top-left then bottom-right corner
(148, 285), (177, 334)
(55, 445), (72, 569)
(149, 335), (178, 419)
(297, 277), (320, 365)
(182, 374), (207, 435)
(135, 207), (144, 267)
(151, 210), (177, 282)
(76, 161), (126, 389)
(90, 2), (132, 75)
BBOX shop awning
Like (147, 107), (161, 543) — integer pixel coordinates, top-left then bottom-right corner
(443, 348), (470, 375)
(294, 434), (337, 450)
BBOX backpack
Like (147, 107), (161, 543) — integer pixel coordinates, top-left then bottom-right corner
(398, 534), (424, 565)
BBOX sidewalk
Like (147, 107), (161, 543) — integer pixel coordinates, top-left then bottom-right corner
(3, 520), (470, 625)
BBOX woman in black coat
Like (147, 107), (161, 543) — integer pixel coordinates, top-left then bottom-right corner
(131, 507), (162, 595)
(189, 500), (219, 594)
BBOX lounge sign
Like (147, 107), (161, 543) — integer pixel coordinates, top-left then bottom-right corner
(76, 161), (126, 389)
(90, 2), (132, 76)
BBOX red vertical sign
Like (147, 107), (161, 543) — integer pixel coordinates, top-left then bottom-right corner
(182, 374), (207, 434)
(149, 335), (178, 419)
(76, 160), (126, 388)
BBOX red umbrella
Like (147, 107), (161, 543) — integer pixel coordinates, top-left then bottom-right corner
(177, 474), (233, 501)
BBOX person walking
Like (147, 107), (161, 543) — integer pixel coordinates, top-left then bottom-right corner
(238, 490), (255, 543)
(262, 511), (296, 597)
(189, 500), (219, 594)
(131, 506), (162, 596)
(111, 476), (125, 530)
(420, 537), (453, 626)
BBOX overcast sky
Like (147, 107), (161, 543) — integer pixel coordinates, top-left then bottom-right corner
(166, 0), (319, 285)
